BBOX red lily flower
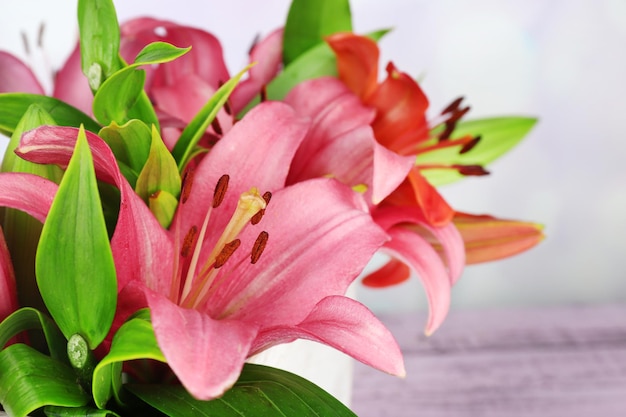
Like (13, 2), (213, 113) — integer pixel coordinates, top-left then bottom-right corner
(15, 102), (405, 399)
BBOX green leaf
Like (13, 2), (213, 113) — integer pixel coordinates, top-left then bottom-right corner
(419, 117), (538, 185)
(92, 317), (165, 409)
(135, 126), (181, 203)
(133, 42), (192, 66)
(283, 0), (352, 66)
(45, 405), (121, 417)
(0, 308), (67, 362)
(91, 65), (160, 129)
(77, 0), (122, 91)
(98, 120), (152, 188)
(0, 93), (100, 137)
(35, 126), (117, 349)
(172, 64), (252, 171)
(0, 344), (89, 417)
(127, 364), (357, 417)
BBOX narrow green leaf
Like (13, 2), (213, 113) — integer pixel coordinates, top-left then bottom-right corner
(77, 0), (122, 91)
(0, 344), (89, 417)
(283, 0), (352, 66)
(134, 42), (192, 66)
(172, 64), (253, 171)
(92, 318), (165, 409)
(35, 126), (117, 349)
(0, 308), (67, 362)
(45, 405), (121, 417)
(98, 120), (152, 188)
(419, 117), (538, 185)
(0, 93), (100, 137)
(127, 364), (357, 417)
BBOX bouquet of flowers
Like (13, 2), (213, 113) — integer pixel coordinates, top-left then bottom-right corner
(0, 0), (543, 415)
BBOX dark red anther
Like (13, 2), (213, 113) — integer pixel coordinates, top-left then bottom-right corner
(211, 117), (223, 136)
(438, 122), (456, 141)
(180, 226), (198, 258)
(260, 85), (267, 103)
(181, 167), (196, 204)
(213, 175), (229, 208)
(251, 231), (269, 264)
(459, 135), (481, 154)
(262, 191), (272, 205)
(455, 164), (490, 176)
(250, 191), (272, 225)
(447, 105), (471, 124)
(223, 99), (232, 116)
(441, 96), (464, 115)
(215, 239), (241, 268)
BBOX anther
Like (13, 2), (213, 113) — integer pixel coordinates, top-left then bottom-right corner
(181, 167), (196, 204)
(441, 96), (464, 115)
(214, 239), (241, 268)
(250, 191), (272, 225)
(251, 231), (269, 264)
(223, 99), (232, 116)
(213, 175), (229, 208)
(447, 105), (471, 124)
(459, 136), (481, 154)
(260, 85), (267, 102)
(211, 117), (223, 136)
(181, 226), (198, 258)
(455, 164), (490, 176)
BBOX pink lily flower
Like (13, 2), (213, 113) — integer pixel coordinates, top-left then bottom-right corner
(16, 102), (405, 400)
(283, 75), (465, 336)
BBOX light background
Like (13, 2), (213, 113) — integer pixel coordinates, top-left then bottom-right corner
(1, 0), (625, 315)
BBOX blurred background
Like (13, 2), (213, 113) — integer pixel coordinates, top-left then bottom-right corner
(1, 0), (625, 315)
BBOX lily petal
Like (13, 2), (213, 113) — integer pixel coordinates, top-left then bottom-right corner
(230, 28), (284, 113)
(361, 258), (411, 287)
(146, 289), (258, 400)
(0, 226), (18, 322)
(452, 212), (545, 264)
(121, 17), (230, 95)
(286, 77), (412, 204)
(17, 126), (173, 294)
(52, 44), (93, 116)
(0, 51), (44, 94)
(0, 172), (57, 222)
(380, 225), (451, 336)
(251, 295), (406, 377)
(326, 33), (379, 100)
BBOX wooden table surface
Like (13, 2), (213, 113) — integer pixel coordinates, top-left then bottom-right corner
(352, 305), (626, 417)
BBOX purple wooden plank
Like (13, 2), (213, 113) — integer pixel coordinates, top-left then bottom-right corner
(352, 305), (626, 417)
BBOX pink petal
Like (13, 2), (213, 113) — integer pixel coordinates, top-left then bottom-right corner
(151, 74), (233, 135)
(373, 206), (465, 285)
(0, 227), (18, 322)
(211, 178), (388, 327)
(52, 44), (93, 116)
(146, 289), (258, 400)
(230, 28), (284, 113)
(251, 295), (405, 377)
(0, 51), (44, 94)
(382, 226), (451, 336)
(287, 77), (411, 204)
(121, 18), (230, 93)
(175, 101), (309, 241)
(17, 127), (173, 294)
(0, 172), (57, 222)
